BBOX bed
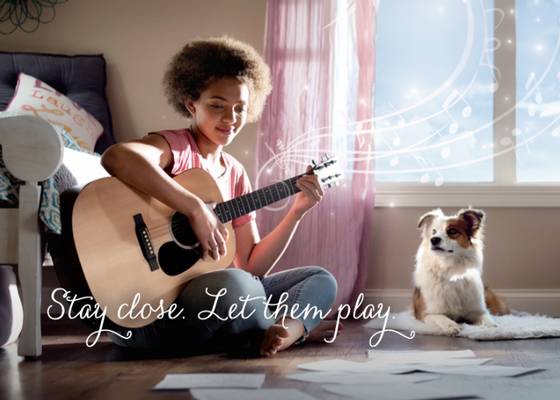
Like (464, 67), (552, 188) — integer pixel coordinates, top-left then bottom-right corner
(0, 51), (116, 358)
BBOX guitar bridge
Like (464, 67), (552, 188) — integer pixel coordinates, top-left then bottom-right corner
(133, 213), (159, 271)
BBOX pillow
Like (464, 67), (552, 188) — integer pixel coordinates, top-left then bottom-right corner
(5, 73), (103, 151)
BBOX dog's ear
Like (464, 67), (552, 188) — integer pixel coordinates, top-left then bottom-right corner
(458, 208), (485, 235)
(417, 209), (444, 230)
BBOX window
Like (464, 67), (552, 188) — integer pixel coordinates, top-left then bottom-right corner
(516, 0), (560, 182)
(370, 0), (560, 207)
(374, 0), (495, 184)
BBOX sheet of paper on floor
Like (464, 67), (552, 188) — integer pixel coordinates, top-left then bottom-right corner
(153, 373), (265, 390)
(371, 357), (493, 367)
(368, 350), (476, 360)
(297, 359), (413, 373)
(288, 371), (439, 384)
(190, 388), (316, 400)
(322, 383), (479, 400)
(410, 365), (545, 377)
(421, 377), (560, 400)
(297, 357), (491, 374)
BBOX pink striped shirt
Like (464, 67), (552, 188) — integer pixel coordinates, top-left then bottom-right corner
(152, 129), (256, 228)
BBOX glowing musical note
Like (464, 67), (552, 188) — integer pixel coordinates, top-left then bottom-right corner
(413, 155), (429, 168)
(445, 111), (459, 135)
(500, 137), (513, 147)
(461, 104), (472, 118)
(434, 174), (444, 187)
(528, 103), (537, 117)
(442, 89), (461, 109)
(525, 72), (536, 92)
(420, 173), (430, 183)
(440, 146), (451, 159)
(535, 92), (543, 104)
(389, 157), (399, 167)
(487, 7), (505, 30)
(511, 128), (522, 137)
(485, 37), (501, 52)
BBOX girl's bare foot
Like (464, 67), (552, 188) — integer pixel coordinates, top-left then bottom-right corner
(260, 324), (290, 357)
(307, 320), (343, 342)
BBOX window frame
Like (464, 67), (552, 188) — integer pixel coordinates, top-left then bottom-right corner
(374, 0), (560, 208)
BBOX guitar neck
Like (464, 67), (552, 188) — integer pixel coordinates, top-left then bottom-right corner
(214, 173), (305, 223)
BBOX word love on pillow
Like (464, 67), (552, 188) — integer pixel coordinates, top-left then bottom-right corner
(5, 73), (103, 151)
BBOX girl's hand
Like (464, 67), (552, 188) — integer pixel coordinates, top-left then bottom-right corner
(188, 201), (229, 261)
(291, 165), (324, 219)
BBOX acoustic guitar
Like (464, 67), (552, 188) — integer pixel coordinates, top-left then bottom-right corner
(72, 157), (342, 328)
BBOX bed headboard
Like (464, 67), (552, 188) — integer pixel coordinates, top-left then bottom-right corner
(0, 51), (115, 153)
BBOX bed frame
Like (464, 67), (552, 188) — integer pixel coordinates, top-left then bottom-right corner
(0, 115), (64, 359)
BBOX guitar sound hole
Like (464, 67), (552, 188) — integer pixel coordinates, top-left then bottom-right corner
(158, 242), (201, 276)
(170, 212), (199, 248)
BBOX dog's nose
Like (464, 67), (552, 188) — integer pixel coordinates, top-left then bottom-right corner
(431, 237), (442, 246)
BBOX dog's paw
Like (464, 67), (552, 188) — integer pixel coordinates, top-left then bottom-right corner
(477, 314), (498, 328)
(437, 319), (462, 336)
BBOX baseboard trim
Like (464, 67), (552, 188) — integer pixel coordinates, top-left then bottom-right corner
(364, 289), (560, 317)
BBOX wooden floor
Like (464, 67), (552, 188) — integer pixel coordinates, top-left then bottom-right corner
(1, 318), (559, 400)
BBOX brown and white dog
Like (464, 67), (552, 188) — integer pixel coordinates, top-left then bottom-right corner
(412, 208), (509, 335)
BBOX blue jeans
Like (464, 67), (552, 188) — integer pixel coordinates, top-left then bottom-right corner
(109, 266), (337, 355)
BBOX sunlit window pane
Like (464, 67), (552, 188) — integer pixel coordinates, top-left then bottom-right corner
(516, 0), (560, 183)
(374, 0), (494, 184)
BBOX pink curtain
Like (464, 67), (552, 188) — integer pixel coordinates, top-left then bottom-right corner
(255, 0), (377, 312)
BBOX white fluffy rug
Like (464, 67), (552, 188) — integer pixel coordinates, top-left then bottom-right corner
(365, 311), (560, 340)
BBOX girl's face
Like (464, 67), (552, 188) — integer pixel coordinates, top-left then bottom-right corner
(185, 77), (249, 147)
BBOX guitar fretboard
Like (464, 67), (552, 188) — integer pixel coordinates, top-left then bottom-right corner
(213, 173), (305, 223)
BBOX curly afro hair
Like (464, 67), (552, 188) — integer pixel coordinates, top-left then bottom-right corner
(163, 36), (272, 123)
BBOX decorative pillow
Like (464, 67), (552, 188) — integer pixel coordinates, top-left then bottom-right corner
(5, 73), (103, 151)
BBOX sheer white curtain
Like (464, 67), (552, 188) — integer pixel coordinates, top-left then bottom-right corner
(255, 0), (377, 311)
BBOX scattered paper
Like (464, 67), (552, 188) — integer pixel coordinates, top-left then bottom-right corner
(421, 377), (560, 400)
(190, 389), (316, 400)
(368, 350), (476, 360)
(297, 355), (490, 374)
(411, 365), (545, 378)
(322, 383), (479, 400)
(288, 371), (439, 385)
(153, 373), (265, 390)
(297, 359), (412, 373)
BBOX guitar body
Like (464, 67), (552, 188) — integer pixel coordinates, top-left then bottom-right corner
(72, 168), (236, 328)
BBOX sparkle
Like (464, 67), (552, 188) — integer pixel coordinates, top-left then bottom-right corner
(389, 202), (395, 207)
(535, 17), (541, 23)
(507, 39), (513, 44)
(536, 43), (544, 52)
(509, 9), (514, 15)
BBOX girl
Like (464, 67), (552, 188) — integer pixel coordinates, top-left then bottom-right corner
(101, 36), (338, 357)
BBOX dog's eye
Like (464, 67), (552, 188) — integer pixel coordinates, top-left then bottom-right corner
(447, 228), (458, 235)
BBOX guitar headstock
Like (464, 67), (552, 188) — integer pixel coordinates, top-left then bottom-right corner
(311, 154), (343, 188)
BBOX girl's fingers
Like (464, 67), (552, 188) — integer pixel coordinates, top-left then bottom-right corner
(297, 180), (321, 201)
(213, 230), (226, 256)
